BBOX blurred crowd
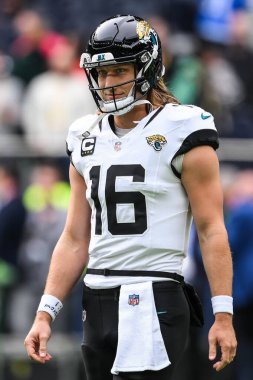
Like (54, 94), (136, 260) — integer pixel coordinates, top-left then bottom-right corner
(0, 0), (253, 379)
(1, 0), (253, 146)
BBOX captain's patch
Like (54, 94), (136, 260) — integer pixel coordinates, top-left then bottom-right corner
(81, 137), (96, 156)
(146, 134), (167, 151)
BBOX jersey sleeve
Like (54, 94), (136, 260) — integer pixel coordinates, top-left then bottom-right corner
(66, 118), (82, 174)
(66, 114), (98, 175)
(171, 107), (219, 178)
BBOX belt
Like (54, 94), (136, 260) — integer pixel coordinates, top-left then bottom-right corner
(86, 268), (184, 283)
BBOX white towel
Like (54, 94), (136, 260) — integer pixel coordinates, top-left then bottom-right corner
(111, 281), (170, 374)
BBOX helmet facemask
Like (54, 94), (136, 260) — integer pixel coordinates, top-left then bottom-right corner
(80, 52), (155, 115)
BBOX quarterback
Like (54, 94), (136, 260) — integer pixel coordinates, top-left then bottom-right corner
(24, 15), (237, 380)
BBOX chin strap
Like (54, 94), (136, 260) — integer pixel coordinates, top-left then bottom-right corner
(134, 99), (153, 110)
(133, 100), (153, 123)
(79, 99), (153, 136)
(78, 112), (106, 138)
(110, 98), (153, 116)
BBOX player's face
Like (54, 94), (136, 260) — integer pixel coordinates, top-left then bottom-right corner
(95, 63), (135, 101)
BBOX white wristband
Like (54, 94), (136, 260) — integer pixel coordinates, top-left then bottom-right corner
(37, 295), (63, 321)
(211, 295), (233, 315)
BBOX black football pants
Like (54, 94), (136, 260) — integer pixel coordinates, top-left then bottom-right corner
(81, 281), (190, 380)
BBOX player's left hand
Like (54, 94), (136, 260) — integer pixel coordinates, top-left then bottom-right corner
(208, 313), (237, 371)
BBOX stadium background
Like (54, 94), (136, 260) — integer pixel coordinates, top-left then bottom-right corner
(0, 0), (253, 379)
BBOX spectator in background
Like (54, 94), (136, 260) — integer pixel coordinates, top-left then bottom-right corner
(194, 0), (253, 140)
(10, 9), (49, 84)
(0, 0), (23, 53)
(0, 51), (24, 135)
(149, 15), (204, 105)
(224, 9), (253, 138)
(7, 161), (71, 333)
(0, 162), (26, 271)
(226, 170), (253, 380)
(158, 0), (197, 34)
(21, 36), (96, 156)
(0, 162), (26, 332)
(198, 41), (245, 137)
(10, 9), (72, 85)
(196, 0), (247, 45)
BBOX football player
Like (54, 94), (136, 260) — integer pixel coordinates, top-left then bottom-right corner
(24, 15), (237, 380)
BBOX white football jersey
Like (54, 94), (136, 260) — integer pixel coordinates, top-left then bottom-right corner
(66, 104), (219, 288)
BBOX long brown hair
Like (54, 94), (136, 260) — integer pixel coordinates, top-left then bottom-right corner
(147, 78), (180, 108)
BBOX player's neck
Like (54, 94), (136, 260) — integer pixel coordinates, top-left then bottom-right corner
(113, 104), (149, 129)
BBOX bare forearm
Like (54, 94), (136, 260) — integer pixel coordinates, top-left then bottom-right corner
(199, 227), (233, 297)
(44, 231), (89, 302)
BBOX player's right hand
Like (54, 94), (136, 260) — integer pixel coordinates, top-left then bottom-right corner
(24, 312), (53, 364)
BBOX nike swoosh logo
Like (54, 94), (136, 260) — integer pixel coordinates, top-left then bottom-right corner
(201, 113), (211, 120)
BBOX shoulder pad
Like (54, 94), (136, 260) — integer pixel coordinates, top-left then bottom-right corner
(66, 114), (99, 154)
(165, 104), (210, 122)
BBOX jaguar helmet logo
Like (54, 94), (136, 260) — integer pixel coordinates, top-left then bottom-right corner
(136, 21), (158, 46)
(136, 21), (151, 40)
(146, 134), (167, 151)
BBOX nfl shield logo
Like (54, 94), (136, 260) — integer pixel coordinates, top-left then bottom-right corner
(114, 141), (122, 151)
(128, 294), (139, 306)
